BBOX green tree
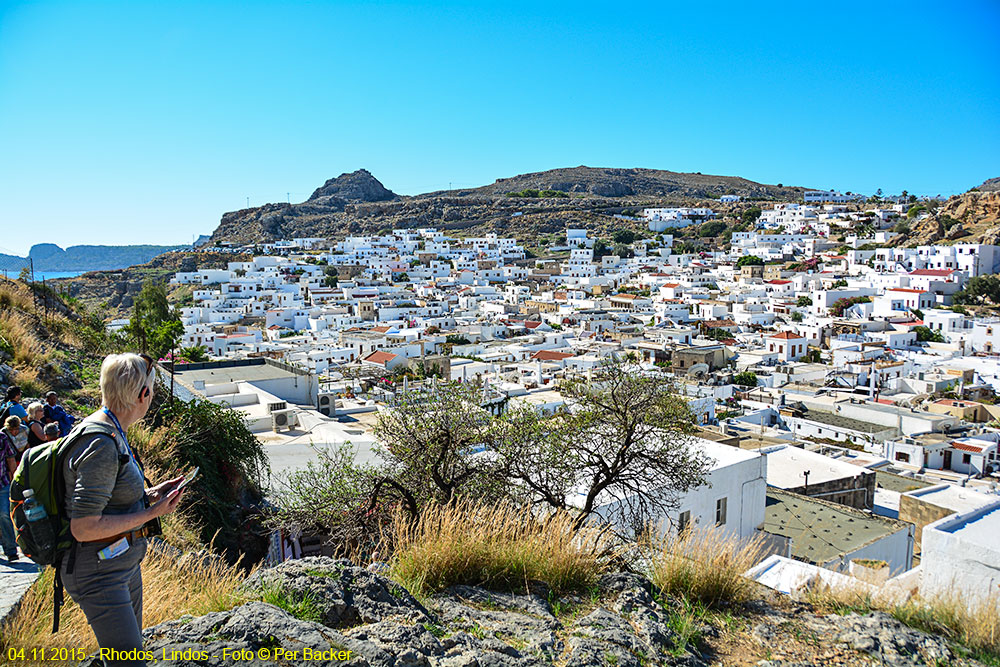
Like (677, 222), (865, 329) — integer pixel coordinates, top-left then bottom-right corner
(612, 230), (637, 245)
(699, 221), (727, 237)
(913, 326), (944, 343)
(796, 296), (813, 307)
(178, 345), (209, 363)
(733, 371), (758, 387)
(953, 275), (1000, 306)
(593, 239), (611, 258)
(499, 358), (710, 530)
(740, 207), (762, 226)
(736, 255), (765, 267)
(127, 280), (182, 357)
(791, 311), (803, 322)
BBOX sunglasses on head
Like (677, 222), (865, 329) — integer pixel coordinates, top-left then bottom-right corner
(139, 353), (155, 399)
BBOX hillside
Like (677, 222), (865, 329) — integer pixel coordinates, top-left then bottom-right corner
(52, 250), (249, 315)
(0, 243), (184, 272)
(894, 188), (1000, 246)
(209, 166), (809, 245)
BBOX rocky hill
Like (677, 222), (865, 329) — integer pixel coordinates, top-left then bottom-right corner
(0, 243), (184, 273)
(52, 250), (249, 315)
(209, 167), (808, 246)
(894, 187), (1000, 246)
(82, 556), (987, 667)
(974, 177), (1000, 192)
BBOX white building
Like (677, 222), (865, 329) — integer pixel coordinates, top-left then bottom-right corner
(920, 501), (1000, 609)
(587, 438), (767, 539)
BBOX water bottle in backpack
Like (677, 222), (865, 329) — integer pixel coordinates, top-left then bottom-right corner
(22, 489), (55, 554)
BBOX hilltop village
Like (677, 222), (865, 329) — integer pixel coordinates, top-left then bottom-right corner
(154, 190), (999, 607)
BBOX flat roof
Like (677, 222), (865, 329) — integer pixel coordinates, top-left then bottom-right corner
(939, 503), (1000, 552)
(761, 445), (868, 487)
(171, 358), (305, 388)
(876, 471), (934, 494)
(799, 409), (893, 435)
(905, 484), (999, 514)
(764, 489), (908, 565)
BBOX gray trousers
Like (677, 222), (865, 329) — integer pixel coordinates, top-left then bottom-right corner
(61, 538), (147, 667)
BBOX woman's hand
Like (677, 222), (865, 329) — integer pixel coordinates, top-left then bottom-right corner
(148, 487), (185, 519)
(147, 475), (184, 503)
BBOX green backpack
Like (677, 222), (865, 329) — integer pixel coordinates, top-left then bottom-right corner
(9, 421), (121, 631)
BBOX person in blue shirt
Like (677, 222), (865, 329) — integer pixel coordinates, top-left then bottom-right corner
(0, 386), (27, 422)
(43, 391), (76, 437)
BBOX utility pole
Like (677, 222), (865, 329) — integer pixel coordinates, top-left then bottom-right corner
(170, 341), (176, 407)
(246, 196), (250, 208)
(287, 192), (290, 203)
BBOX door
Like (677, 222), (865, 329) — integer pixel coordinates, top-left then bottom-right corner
(943, 450), (953, 470)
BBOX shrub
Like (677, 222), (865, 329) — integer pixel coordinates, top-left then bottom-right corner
(141, 395), (270, 559)
(733, 371), (758, 387)
(647, 527), (765, 608)
(387, 501), (616, 598)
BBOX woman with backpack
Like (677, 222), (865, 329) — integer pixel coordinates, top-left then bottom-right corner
(0, 385), (28, 422)
(61, 353), (185, 666)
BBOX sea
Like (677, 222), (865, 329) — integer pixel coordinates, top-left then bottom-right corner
(30, 270), (91, 281)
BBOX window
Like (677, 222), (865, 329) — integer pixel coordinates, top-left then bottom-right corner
(677, 511), (691, 533)
(896, 452), (911, 463)
(963, 453), (971, 464)
(716, 498), (728, 526)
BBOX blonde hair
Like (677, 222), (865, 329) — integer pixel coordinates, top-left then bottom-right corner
(27, 402), (45, 419)
(3, 416), (19, 430)
(100, 353), (155, 415)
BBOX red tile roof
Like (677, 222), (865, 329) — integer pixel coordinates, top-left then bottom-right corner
(910, 269), (955, 277)
(951, 442), (987, 453)
(888, 288), (927, 294)
(362, 351), (398, 365)
(767, 279), (792, 285)
(531, 350), (574, 361)
(770, 331), (804, 339)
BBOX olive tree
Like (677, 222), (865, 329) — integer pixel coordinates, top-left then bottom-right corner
(371, 381), (527, 516)
(499, 359), (712, 531)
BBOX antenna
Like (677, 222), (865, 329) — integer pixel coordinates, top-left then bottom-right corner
(287, 192), (290, 203)
(246, 196), (250, 208)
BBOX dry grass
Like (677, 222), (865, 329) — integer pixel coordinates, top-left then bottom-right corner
(0, 310), (51, 370)
(387, 500), (617, 598)
(0, 545), (250, 662)
(647, 527), (766, 608)
(805, 582), (1000, 662)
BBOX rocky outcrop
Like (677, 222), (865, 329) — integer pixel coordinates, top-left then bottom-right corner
(78, 557), (988, 667)
(207, 166), (808, 246)
(309, 169), (398, 203)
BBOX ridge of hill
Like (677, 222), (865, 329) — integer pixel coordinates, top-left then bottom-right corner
(0, 244), (185, 273)
(894, 189), (1000, 246)
(208, 166), (809, 245)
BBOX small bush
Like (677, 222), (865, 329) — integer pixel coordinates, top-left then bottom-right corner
(387, 500), (616, 598)
(647, 527), (765, 608)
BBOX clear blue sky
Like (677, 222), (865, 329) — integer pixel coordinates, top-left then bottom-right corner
(1, 1), (998, 255)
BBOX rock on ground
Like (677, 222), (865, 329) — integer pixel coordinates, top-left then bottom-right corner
(77, 557), (991, 667)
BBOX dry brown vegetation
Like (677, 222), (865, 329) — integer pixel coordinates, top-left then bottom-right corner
(387, 500), (618, 598)
(648, 527), (766, 608)
(0, 545), (249, 663)
(805, 581), (1000, 662)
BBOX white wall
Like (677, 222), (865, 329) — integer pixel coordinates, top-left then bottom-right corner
(820, 525), (914, 576)
(589, 445), (767, 539)
(920, 502), (1000, 609)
